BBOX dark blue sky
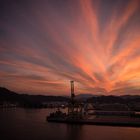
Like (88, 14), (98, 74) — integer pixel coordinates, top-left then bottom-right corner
(0, 0), (140, 95)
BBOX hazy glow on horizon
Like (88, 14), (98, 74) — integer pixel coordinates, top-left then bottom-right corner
(0, 0), (140, 95)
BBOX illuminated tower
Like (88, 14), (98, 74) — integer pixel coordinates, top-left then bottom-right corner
(70, 80), (75, 101)
(69, 80), (83, 117)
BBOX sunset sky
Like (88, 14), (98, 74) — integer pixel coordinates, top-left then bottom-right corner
(0, 0), (140, 95)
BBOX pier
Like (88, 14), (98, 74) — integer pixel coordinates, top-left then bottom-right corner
(47, 81), (140, 127)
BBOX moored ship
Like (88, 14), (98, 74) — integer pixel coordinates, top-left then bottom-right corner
(47, 81), (140, 127)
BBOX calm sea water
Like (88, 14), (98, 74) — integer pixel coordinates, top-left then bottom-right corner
(0, 108), (140, 140)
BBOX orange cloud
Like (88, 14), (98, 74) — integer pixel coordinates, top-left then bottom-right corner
(0, 0), (140, 95)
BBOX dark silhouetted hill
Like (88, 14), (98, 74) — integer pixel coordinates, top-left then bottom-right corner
(1, 87), (140, 110)
(87, 95), (140, 104)
(0, 87), (70, 108)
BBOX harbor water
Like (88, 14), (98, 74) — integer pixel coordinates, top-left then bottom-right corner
(0, 108), (140, 140)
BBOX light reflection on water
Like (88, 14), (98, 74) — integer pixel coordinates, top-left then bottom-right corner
(0, 108), (140, 140)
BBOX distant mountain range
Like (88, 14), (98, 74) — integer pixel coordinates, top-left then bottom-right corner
(81, 87), (140, 95)
(1, 87), (140, 109)
(75, 94), (94, 101)
(0, 87), (70, 108)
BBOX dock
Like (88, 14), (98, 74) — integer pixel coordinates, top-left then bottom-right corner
(47, 81), (140, 127)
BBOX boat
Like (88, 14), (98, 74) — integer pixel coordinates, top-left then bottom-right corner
(47, 81), (140, 127)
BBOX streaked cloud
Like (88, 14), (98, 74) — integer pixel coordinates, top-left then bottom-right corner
(0, 0), (140, 95)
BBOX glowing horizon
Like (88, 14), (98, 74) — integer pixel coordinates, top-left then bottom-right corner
(0, 0), (140, 95)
